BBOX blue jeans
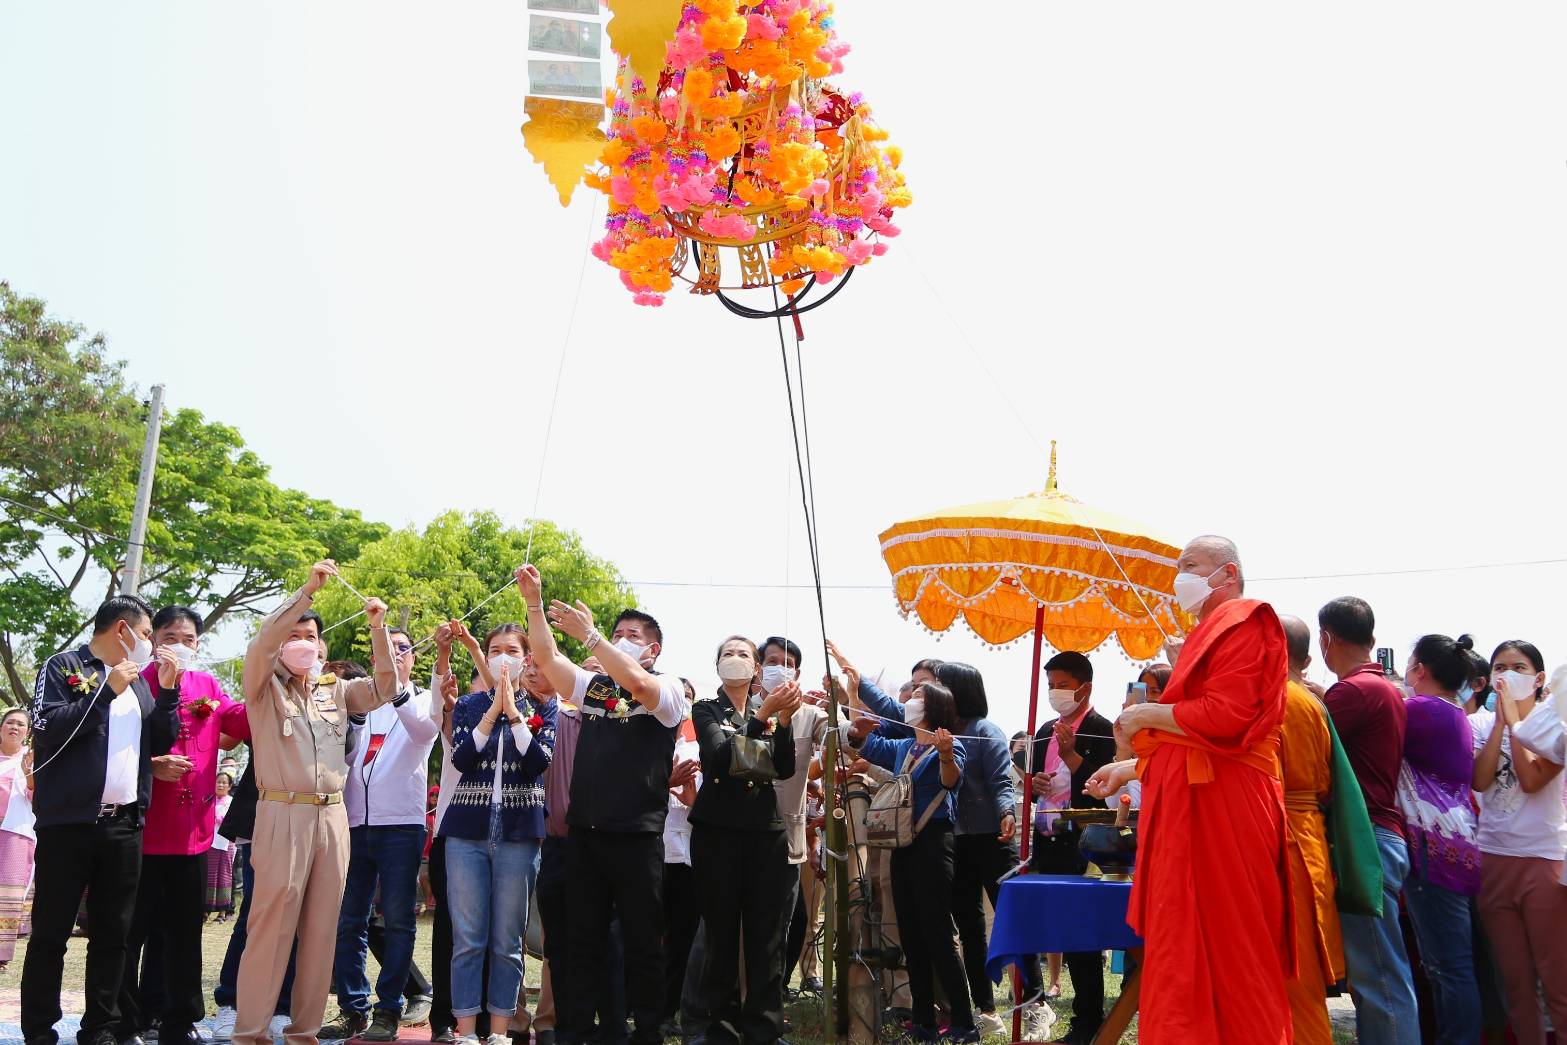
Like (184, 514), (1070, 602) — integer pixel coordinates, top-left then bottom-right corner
(333, 823), (426, 1017)
(446, 807), (541, 1019)
(215, 847), (296, 1013)
(1403, 873), (1481, 1045)
(1341, 826), (1420, 1045)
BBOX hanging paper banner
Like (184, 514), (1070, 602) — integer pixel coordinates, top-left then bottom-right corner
(529, 15), (602, 59)
(521, 0), (607, 206)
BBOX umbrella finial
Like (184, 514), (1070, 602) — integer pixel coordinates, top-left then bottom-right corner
(1045, 440), (1059, 494)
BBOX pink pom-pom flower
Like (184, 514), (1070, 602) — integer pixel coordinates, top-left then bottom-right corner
(668, 26), (708, 69)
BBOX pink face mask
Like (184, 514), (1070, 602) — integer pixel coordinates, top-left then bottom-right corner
(279, 640), (320, 675)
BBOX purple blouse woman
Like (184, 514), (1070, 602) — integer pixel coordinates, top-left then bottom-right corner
(1397, 634), (1481, 1045)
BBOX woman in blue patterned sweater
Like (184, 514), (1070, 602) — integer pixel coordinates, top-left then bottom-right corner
(439, 624), (556, 1045)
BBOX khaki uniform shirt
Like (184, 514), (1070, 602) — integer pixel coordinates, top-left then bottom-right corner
(242, 586), (399, 797)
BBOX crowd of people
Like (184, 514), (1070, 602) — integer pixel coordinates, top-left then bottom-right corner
(0, 537), (1563, 1045)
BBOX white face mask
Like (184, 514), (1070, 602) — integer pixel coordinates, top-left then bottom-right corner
(1494, 669), (1538, 702)
(1048, 687), (1083, 716)
(171, 644), (199, 670)
(489, 654), (525, 683)
(760, 664), (796, 693)
(121, 629), (154, 668)
(717, 658), (754, 683)
(614, 637), (648, 662)
(1172, 567), (1225, 612)
(903, 696), (926, 729)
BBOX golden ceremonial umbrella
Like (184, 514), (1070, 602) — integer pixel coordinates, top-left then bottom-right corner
(878, 443), (1192, 662)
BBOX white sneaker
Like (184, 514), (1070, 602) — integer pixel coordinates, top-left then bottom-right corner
(1022, 1002), (1056, 1041)
(974, 1011), (1006, 1037)
(211, 1008), (238, 1043)
(487, 1035), (511, 1045)
(268, 1014), (291, 1040)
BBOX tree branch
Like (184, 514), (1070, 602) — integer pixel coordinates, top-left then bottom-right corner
(0, 635), (27, 708)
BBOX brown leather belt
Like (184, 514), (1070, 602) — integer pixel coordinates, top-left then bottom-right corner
(258, 788), (342, 806)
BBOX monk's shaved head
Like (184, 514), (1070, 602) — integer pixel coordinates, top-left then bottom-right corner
(1278, 614), (1312, 673)
(1178, 535), (1245, 593)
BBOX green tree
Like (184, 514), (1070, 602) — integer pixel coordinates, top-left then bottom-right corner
(312, 511), (638, 680)
(0, 284), (386, 706)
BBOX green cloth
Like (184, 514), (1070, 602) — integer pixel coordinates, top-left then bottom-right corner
(1322, 712), (1384, 917)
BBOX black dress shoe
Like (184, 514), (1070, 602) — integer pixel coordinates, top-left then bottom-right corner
(159, 1029), (207, 1045)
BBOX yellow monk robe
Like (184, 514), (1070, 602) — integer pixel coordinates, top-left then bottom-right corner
(1280, 680), (1346, 1045)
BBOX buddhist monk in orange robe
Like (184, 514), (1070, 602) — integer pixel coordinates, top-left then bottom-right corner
(1089, 535), (1293, 1044)
(1277, 614), (1345, 1045)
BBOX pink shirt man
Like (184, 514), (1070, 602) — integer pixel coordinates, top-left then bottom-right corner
(139, 665), (250, 855)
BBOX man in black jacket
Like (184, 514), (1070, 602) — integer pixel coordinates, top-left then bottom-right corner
(1028, 652), (1117, 1045)
(21, 595), (181, 1045)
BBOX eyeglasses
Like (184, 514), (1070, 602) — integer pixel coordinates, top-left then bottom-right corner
(393, 643), (414, 655)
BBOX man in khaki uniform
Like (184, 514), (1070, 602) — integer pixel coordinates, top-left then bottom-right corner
(233, 561), (401, 1045)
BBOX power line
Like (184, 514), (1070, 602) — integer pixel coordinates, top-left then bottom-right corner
(9, 490), (1567, 595)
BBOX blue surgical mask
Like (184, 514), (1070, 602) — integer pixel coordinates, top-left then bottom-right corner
(1484, 691), (1496, 712)
(1456, 683), (1473, 706)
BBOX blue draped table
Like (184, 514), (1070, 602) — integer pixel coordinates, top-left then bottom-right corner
(987, 875), (1145, 1044)
(985, 874), (1142, 983)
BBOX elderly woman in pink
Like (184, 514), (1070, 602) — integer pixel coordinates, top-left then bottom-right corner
(0, 706), (35, 971)
(114, 605), (251, 1045)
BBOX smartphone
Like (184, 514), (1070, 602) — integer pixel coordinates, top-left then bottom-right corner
(1376, 647), (1396, 673)
(1127, 682), (1147, 704)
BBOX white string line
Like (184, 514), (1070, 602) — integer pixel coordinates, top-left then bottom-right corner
(895, 245), (1046, 459)
(321, 199), (600, 654)
(1064, 501), (1177, 644)
(523, 193), (599, 567)
(841, 700), (1120, 747)
(319, 569), (372, 634)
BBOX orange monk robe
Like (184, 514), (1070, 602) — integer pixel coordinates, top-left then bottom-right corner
(1129, 598), (1293, 1045)
(1280, 680), (1345, 1045)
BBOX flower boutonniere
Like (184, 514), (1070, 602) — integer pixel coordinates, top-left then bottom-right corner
(63, 667), (99, 695)
(527, 713), (545, 732)
(186, 697), (221, 720)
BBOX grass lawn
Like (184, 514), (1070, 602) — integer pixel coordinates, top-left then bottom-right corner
(0, 916), (1358, 1044)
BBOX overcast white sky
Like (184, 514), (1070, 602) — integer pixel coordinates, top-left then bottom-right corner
(4, 2), (1566, 730)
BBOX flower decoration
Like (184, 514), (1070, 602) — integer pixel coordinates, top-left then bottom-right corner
(590, 0), (910, 307)
(603, 696), (620, 713)
(186, 697), (221, 720)
(64, 668), (98, 695)
(527, 714), (545, 732)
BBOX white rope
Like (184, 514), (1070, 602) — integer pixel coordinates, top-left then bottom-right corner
(843, 701), (1117, 745)
(318, 200), (599, 657)
(523, 194), (599, 567)
(1064, 500), (1177, 643)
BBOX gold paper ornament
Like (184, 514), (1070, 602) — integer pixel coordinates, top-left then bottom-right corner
(603, 0), (682, 92)
(521, 97), (607, 207)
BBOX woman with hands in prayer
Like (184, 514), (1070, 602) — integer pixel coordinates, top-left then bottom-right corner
(439, 624), (555, 1045)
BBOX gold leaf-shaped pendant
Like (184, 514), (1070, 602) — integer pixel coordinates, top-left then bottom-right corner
(521, 98), (607, 207)
(604, 0), (682, 91)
